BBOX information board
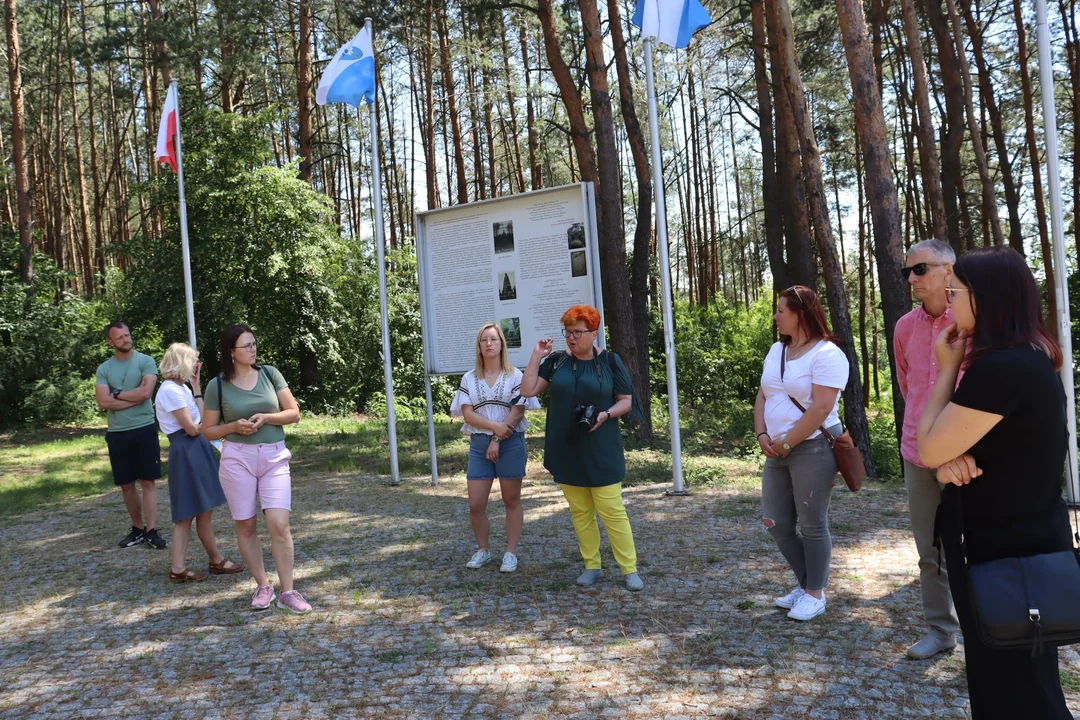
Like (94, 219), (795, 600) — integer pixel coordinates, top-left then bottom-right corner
(415, 183), (604, 375)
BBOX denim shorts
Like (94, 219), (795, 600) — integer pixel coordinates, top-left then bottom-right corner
(467, 432), (527, 480)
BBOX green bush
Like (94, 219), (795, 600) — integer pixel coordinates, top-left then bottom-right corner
(0, 233), (116, 426)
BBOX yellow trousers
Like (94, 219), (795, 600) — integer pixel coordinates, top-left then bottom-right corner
(560, 483), (638, 575)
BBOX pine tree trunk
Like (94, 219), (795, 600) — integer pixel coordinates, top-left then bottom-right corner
(752, 0), (787, 289)
(775, 0), (875, 477)
(900, 0), (948, 241)
(65, 0), (93, 292)
(520, 20), (541, 190)
(500, 15), (526, 194)
(296, 0), (313, 183)
(608, 0), (652, 412)
(577, 0), (652, 440)
(943, 0), (1004, 247)
(925, 0), (968, 254)
(5, 0), (32, 287)
(436, 2), (469, 203)
(1015, 1), (1058, 336)
(537, 0), (597, 185)
(835, 0), (911, 462)
(765, 0), (813, 288)
(960, 0), (1022, 253)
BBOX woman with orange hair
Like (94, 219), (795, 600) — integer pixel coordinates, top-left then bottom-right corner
(520, 305), (643, 591)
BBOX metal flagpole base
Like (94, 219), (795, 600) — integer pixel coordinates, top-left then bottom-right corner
(663, 488), (693, 497)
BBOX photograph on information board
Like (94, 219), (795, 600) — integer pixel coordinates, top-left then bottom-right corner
(500, 317), (522, 348)
(567, 223), (586, 250)
(493, 221), (515, 254)
(498, 272), (517, 301)
(570, 250), (588, 278)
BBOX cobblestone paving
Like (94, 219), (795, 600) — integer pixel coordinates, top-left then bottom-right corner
(3, 458), (1080, 719)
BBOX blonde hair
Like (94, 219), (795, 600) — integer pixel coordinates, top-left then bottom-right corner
(159, 343), (198, 382)
(474, 323), (514, 376)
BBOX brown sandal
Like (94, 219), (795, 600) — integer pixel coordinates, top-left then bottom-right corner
(169, 568), (208, 583)
(208, 558), (245, 575)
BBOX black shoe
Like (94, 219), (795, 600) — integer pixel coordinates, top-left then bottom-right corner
(118, 526), (145, 548)
(143, 528), (167, 549)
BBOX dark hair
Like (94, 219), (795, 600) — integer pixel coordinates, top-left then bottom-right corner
(103, 321), (129, 338)
(778, 285), (839, 346)
(219, 324), (258, 381)
(953, 246), (1062, 370)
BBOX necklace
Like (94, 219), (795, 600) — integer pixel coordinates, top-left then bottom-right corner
(786, 339), (817, 361)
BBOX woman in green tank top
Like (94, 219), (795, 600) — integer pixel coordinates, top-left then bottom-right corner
(203, 324), (310, 614)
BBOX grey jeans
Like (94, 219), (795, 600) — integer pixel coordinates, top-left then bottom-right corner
(761, 429), (840, 591)
(903, 460), (960, 639)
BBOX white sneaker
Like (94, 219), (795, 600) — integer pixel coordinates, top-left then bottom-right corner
(465, 549), (493, 569)
(774, 586), (805, 609)
(787, 592), (827, 621)
(500, 552), (518, 573)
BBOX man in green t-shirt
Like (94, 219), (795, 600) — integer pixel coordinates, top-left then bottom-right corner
(94, 322), (165, 550)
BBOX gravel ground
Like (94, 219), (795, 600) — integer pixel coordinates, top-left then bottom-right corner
(3, 456), (1080, 719)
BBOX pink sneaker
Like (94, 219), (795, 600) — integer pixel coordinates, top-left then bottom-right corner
(276, 590), (312, 615)
(251, 584), (275, 611)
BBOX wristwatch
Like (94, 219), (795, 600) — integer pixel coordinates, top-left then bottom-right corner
(491, 435), (501, 443)
(111, 388), (122, 399)
(781, 441), (792, 452)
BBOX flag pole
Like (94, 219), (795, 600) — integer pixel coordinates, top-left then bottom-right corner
(1035, 0), (1078, 500)
(643, 37), (687, 495)
(171, 80), (197, 351)
(367, 17), (401, 485)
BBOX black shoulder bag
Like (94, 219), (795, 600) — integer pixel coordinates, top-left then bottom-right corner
(962, 444), (1080, 655)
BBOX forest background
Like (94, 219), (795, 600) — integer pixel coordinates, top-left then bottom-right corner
(1, 0), (1078, 481)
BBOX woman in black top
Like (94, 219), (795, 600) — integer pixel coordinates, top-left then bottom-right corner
(917, 247), (1071, 719)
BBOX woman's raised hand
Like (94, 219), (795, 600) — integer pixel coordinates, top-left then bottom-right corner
(533, 338), (554, 358)
(933, 322), (968, 370)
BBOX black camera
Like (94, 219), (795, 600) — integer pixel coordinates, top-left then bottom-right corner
(574, 404), (599, 432)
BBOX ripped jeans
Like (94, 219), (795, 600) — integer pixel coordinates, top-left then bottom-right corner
(761, 428), (839, 592)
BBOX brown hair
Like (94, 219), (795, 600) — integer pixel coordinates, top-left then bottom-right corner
(219, 324), (257, 381)
(778, 285), (839, 346)
(953, 247), (1063, 370)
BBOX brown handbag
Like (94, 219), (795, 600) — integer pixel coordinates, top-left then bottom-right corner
(780, 346), (866, 492)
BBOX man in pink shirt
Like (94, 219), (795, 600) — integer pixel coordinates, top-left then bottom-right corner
(894, 239), (961, 660)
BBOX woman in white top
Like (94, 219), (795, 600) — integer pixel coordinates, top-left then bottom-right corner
(754, 285), (850, 621)
(450, 323), (540, 573)
(156, 343), (243, 583)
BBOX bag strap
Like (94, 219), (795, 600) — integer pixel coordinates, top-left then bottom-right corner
(781, 345), (836, 444)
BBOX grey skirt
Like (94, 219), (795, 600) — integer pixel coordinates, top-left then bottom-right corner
(166, 430), (227, 523)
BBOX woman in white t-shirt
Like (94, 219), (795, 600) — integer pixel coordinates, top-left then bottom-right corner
(156, 343), (243, 583)
(450, 323), (540, 573)
(754, 285), (850, 622)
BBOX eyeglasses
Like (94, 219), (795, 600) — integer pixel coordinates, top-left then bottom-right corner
(945, 286), (971, 303)
(479, 338), (501, 345)
(234, 342), (258, 351)
(561, 328), (592, 339)
(901, 262), (948, 280)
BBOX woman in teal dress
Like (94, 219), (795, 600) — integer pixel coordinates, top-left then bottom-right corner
(520, 305), (644, 591)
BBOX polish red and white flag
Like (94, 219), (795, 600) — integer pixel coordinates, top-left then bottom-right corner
(155, 84), (179, 172)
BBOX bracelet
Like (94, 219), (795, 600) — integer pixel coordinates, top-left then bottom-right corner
(193, 394), (204, 399)
(756, 431), (769, 438)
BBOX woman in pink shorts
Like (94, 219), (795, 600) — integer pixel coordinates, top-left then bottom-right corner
(202, 324), (309, 614)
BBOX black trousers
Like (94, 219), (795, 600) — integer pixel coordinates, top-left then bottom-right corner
(938, 518), (1072, 719)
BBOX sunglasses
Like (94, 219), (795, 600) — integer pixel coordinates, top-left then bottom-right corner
(901, 262), (948, 280)
(946, 286), (971, 303)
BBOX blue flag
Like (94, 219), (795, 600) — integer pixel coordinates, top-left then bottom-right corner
(316, 27), (376, 107)
(631, 0), (712, 49)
